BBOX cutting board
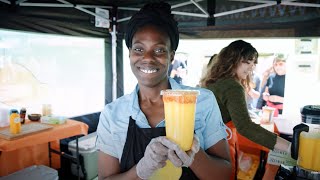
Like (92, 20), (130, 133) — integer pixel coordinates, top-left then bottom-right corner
(0, 123), (53, 140)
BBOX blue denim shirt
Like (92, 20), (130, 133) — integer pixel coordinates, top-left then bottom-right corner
(96, 78), (228, 160)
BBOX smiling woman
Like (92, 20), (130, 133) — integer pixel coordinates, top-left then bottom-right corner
(129, 25), (174, 89)
(96, 2), (232, 180)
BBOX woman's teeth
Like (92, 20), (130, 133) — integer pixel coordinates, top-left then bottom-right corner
(140, 69), (157, 74)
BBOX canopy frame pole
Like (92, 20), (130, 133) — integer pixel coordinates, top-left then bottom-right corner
(56, 0), (71, 5)
(19, 3), (73, 7)
(190, 0), (209, 16)
(172, 11), (208, 18)
(75, 6), (109, 21)
(214, 2), (276, 17)
(171, 0), (204, 9)
(0, 0), (10, 4)
(111, 8), (117, 101)
(15, 0), (28, 5)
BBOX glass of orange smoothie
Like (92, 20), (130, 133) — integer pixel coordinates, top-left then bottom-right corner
(150, 89), (199, 180)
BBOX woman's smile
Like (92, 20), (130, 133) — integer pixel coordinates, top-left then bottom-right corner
(138, 67), (159, 74)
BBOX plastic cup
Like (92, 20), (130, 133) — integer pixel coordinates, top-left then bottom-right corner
(161, 89), (200, 151)
(150, 90), (199, 180)
(261, 106), (275, 124)
(42, 104), (52, 116)
(149, 160), (182, 180)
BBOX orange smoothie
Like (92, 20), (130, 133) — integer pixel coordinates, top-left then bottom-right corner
(149, 90), (199, 180)
(298, 131), (320, 171)
(162, 90), (199, 151)
(149, 160), (182, 180)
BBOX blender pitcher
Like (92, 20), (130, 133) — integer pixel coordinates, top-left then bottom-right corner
(291, 124), (320, 174)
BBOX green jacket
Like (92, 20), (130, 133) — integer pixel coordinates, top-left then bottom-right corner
(207, 78), (277, 149)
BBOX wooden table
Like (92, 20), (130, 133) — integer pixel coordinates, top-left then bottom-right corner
(0, 119), (88, 176)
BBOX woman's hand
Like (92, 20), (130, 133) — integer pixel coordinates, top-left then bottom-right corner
(262, 92), (270, 101)
(166, 134), (200, 167)
(136, 136), (169, 179)
(248, 88), (260, 99)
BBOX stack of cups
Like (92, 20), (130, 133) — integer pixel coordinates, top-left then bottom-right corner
(261, 106), (276, 124)
(42, 104), (52, 116)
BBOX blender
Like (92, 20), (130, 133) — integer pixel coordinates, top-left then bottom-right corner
(291, 105), (320, 180)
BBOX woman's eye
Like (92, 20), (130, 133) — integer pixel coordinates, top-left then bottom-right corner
(133, 48), (143, 52)
(242, 61), (250, 64)
(154, 48), (166, 54)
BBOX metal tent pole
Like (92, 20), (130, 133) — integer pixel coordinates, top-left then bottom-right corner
(111, 16), (117, 101)
(0, 0), (10, 4)
(214, 2), (276, 17)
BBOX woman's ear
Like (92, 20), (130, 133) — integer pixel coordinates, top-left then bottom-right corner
(170, 50), (175, 62)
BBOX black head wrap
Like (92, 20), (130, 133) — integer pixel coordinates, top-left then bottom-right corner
(125, 2), (179, 51)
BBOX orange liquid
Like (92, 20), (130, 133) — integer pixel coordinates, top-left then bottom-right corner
(149, 160), (182, 180)
(10, 113), (21, 134)
(298, 131), (320, 171)
(163, 93), (197, 151)
(150, 90), (198, 180)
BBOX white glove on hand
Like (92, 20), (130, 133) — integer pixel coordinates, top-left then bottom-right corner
(166, 134), (200, 167)
(136, 136), (169, 179)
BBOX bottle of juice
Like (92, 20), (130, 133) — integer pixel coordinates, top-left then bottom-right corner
(10, 109), (21, 134)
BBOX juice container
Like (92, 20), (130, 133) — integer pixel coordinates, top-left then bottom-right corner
(150, 90), (199, 180)
(10, 110), (21, 134)
(298, 131), (320, 171)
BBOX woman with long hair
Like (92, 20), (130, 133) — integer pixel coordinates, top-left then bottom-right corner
(200, 40), (291, 179)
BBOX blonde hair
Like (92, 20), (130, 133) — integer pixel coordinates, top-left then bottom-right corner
(273, 53), (287, 63)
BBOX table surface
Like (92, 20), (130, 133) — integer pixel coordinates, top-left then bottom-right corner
(273, 116), (298, 135)
(0, 119), (88, 152)
(0, 119), (88, 176)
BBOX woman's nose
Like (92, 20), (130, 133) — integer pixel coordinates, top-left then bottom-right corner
(249, 64), (254, 71)
(142, 50), (154, 60)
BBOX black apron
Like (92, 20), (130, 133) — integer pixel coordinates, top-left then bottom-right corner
(120, 117), (198, 180)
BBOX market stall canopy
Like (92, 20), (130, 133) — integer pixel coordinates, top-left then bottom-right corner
(1, 0), (320, 38)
